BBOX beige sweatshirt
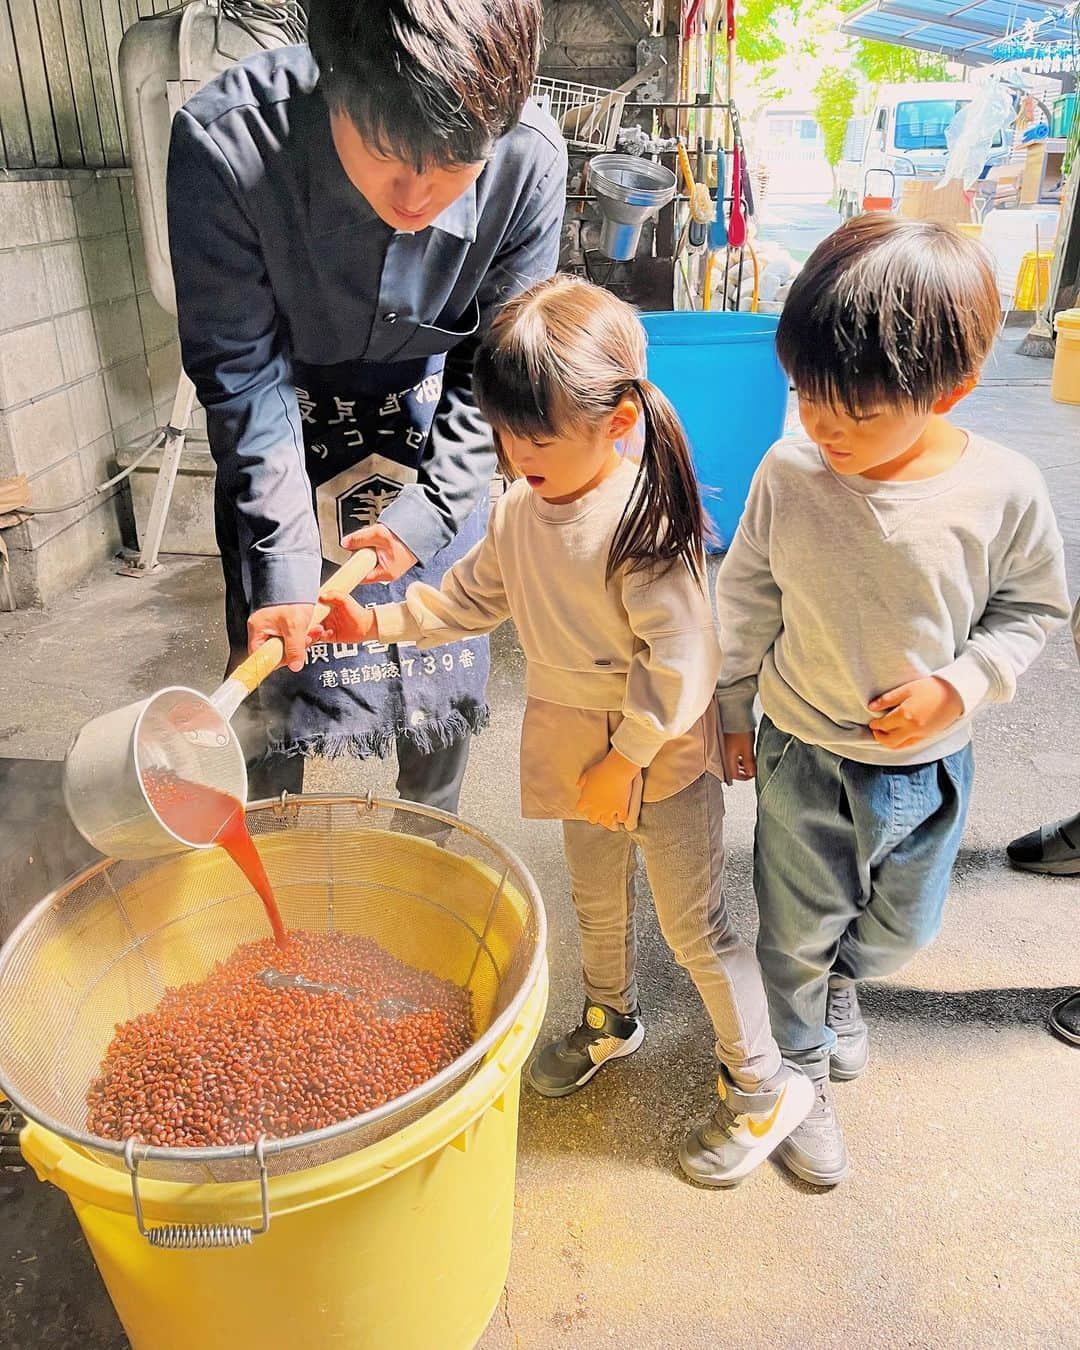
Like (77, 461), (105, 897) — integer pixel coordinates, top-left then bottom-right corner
(376, 458), (721, 768)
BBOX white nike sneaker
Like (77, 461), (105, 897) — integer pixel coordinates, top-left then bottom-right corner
(679, 1063), (814, 1188)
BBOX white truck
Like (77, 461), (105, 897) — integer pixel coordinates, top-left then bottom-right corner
(835, 82), (1009, 217)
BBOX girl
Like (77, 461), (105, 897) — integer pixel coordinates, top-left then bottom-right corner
(314, 275), (811, 1186)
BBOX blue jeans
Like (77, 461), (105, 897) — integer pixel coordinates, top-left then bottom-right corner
(754, 716), (974, 1073)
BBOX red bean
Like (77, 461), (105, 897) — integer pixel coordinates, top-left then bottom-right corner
(86, 932), (473, 1148)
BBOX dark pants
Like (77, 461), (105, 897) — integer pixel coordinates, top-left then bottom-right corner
(246, 734), (470, 823)
(228, 649), (471, 832)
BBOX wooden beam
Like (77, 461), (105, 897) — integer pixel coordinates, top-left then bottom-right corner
(99, 1), (127, 162)
(36, 0), (84, 165)
(0, 1), (35, 167)
(59, 0), (106, 167)
(80, 0), (123, 166)
(9, 0), (60, 165)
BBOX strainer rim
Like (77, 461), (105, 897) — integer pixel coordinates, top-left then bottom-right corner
(0, 792), (547, 1168)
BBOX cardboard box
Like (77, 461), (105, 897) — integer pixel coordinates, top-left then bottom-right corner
(899, 177), (973, 226)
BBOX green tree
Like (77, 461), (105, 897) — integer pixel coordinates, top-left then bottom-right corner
(854, 39), (948, 84)
(740, 0), (788, 67)
(813, 64), (858, 168)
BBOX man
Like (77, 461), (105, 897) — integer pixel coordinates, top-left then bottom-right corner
(167, 0), (565, 815)
(1005, 595), (1080, 1048)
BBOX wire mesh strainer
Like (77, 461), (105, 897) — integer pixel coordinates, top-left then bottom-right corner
(0, 795), (546, 1198)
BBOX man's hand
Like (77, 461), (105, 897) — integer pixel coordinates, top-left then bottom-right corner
(723, 730), (757, 782)
(308, 593), (378, 647)
(248, 603), (315, 673)
(576, 748), (641, 831)
(868, 676), (964, 751)
(342, 523), (419, 584)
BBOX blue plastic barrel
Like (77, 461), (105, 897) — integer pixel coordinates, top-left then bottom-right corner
(641, 312), (789, 549)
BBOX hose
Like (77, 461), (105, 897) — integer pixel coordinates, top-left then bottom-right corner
(22, 426), (206, 516)
(747, 242), (760, 312)
(216, 1), (308, 52)
(703, 242), (760, 313)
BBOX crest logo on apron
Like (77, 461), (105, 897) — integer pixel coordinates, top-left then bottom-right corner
(316, 454), (418, 564)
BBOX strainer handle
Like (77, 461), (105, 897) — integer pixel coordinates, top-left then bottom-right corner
(123, 1136), (272, 1249)
(215, 547), (379, 702)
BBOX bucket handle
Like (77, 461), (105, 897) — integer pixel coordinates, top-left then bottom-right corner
(123, 1136), (271, 1248)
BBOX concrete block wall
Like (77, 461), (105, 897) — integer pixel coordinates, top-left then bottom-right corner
(0, 173), (185, 608)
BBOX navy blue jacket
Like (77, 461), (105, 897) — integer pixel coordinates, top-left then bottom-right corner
(167, 46), (566, 610)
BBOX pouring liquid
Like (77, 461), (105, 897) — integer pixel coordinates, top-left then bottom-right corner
(143, 771), (288, 949)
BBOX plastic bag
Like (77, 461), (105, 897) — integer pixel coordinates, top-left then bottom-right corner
(940, 84), (1015, 189)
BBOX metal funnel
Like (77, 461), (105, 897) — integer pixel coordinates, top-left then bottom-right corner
(588, 154), (677, 261)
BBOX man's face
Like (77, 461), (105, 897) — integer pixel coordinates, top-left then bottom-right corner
(331, 112), (485, 232)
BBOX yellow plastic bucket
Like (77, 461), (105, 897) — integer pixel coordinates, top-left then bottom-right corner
(1012, 250), (1053, 311)
(1051, 308), (1080, 406)
(22, 969), (547, 1350)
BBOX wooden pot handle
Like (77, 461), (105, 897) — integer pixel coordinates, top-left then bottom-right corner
(227, 548), (379, 697)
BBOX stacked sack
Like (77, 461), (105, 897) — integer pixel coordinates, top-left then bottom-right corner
(709, 239), (802, 314)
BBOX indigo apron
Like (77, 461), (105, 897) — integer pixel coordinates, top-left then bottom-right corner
(220, 354), (490, 761)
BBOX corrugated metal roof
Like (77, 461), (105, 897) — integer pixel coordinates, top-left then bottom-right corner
(840, 0), (1077, 65)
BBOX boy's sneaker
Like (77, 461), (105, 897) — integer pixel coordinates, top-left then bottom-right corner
(679, 1063), (814, 1188)
(826, 977), (869, 1081)
(527, 1002), (644, 1098)
(775, 1070), (850, 1187)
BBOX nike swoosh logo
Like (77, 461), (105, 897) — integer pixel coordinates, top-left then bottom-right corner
(746, 1087), (786, 1139)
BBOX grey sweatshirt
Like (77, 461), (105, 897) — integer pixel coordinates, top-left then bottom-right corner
(715, 435), (1070, 766)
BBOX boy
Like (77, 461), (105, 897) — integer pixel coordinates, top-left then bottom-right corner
(715, 216), (1070, 1185)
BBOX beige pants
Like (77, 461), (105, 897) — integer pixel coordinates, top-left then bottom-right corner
(562, 773), (781, 1090)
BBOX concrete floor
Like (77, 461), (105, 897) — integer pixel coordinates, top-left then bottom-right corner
(1, 332), (1078, 1349)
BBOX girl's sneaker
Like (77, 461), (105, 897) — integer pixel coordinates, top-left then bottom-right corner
(527, 1002), (644, 1098)
(679, 1063), (814, 1188)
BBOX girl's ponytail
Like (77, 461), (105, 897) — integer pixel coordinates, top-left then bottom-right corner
(473, 274), (709, 583)
(607, 378), (708, 585)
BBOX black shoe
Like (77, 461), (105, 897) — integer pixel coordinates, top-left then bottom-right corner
(1006, 815), (1080, 875)
(527, 1002), (644, 1098)
(1048, 992), (1080, 1047)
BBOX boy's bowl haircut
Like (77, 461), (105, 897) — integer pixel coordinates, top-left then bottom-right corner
(776, 215), (1000, 414)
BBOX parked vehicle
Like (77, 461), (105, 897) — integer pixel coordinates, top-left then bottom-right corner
(836, 82), (1010, 216)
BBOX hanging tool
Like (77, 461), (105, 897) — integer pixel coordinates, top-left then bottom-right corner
(728, 138), (746, 248)
(725, 0), (736, 118)
(680, 0), (704, 130)
(677, 140), (714, 247)
(675, 139), (713, 309)
(704, 0), (724, 149)
(711, 143), (728, 249)
(739, 135), (756, 222)
(694, 138), (711, 247)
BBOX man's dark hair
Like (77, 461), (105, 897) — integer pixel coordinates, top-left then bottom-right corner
(776, 215), (1001, 414)
(307, 0), (544, 169)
